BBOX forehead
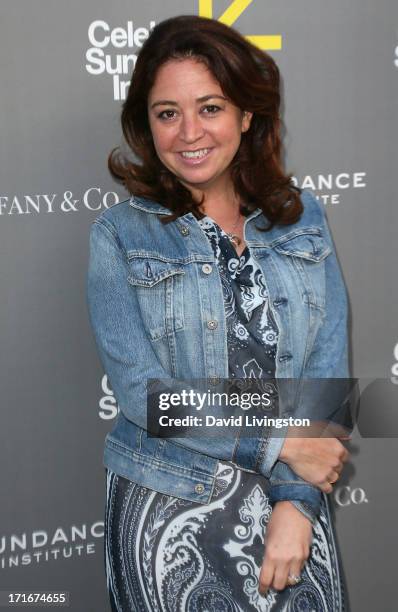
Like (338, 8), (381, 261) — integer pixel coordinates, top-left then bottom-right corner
(148, 58), (222, 99)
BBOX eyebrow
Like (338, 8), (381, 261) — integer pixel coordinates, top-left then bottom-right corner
(150, 94), (228, 110)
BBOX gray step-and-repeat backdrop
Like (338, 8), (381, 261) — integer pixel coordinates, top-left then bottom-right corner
(1, 1), (397, 611)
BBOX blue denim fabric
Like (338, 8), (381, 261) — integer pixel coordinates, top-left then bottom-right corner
(86, 188), (349, 524)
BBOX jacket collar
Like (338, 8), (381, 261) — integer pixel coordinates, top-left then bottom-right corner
(129, 195), (173, 215)
(129, 195), (262, 221)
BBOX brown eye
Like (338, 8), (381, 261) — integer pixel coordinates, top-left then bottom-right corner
(157, 110), (177, 120)
(202, 105), (221, 114)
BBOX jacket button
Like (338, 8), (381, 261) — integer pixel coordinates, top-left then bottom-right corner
(178, 225), (190, 236)
(207, 320), (218, 330)
(195, 483), (205, 494)
(202, 263), (213, 274)
(209, 375), (220, 385)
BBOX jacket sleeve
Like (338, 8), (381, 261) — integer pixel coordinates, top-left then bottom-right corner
(266, 191), (350, 524)
(87, 217), (284, 476)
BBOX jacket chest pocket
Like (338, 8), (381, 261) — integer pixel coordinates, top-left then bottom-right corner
(127, 255), (185, 341)
(273, 230), (332, 311)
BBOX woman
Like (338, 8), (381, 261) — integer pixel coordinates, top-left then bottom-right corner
(87, 14), (351, 612)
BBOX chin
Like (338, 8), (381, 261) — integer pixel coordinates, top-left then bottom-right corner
(178, 171), (216, 185)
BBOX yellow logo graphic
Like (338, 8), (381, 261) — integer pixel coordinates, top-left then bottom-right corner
(199, 0), (282, 50)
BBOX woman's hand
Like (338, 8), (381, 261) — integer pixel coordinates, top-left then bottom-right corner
(258, 501), (312, 596)
(279, 428), (350, 493)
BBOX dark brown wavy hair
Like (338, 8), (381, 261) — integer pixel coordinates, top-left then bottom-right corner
(108, 14), (303, 229)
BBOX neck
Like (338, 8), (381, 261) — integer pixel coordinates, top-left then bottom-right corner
(194, 181), (241, 224)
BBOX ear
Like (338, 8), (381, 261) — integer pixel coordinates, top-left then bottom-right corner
(241, 111), (253, 133)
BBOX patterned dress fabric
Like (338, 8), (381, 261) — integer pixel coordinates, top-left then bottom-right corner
(104, 216), (345, 611)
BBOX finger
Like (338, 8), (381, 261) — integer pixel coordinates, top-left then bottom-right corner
(327, 470), (340, 484)
(272, 561), (290, 591)
(258, 558), (275, 596)
(340, 447), (350, 463)
(286, 560), (303, 587)
(314, 479), (331, 494)
(320, 480), (333, 494)
(333, 461), (344, 474)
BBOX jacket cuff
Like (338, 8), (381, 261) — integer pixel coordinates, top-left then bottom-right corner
(233, 422), (287, 473)
(269, 483), (321, 520)
(288, 500), (319, 525)
(258, 425), (288, 478)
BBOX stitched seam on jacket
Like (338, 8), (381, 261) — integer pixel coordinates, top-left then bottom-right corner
(106, 437), (215, 482)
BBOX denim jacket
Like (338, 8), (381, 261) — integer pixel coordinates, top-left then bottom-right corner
(86, 188), (349, 524)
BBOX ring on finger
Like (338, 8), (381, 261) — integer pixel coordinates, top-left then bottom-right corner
(287, 573), (302, 585)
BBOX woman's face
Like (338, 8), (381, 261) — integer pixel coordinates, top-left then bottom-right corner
(147, 58), (252, 197)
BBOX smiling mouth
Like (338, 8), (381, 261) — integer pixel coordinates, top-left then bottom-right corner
(178, 148), (213, 162)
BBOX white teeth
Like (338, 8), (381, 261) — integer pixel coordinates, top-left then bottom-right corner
(181, 148), (210, 159)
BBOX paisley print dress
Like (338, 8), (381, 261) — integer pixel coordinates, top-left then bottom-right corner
(104, 215), (346, 612)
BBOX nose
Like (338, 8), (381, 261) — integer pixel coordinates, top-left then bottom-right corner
(179, 112), (205, 143)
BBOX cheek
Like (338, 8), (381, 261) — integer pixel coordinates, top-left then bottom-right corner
(148, 117), (164, 148)
(217, 119), (243, 145)
(152, 128), (175, 154)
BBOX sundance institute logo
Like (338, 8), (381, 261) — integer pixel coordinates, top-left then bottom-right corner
(0, 522), (103, 570)
(85, 0), (282, 101)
